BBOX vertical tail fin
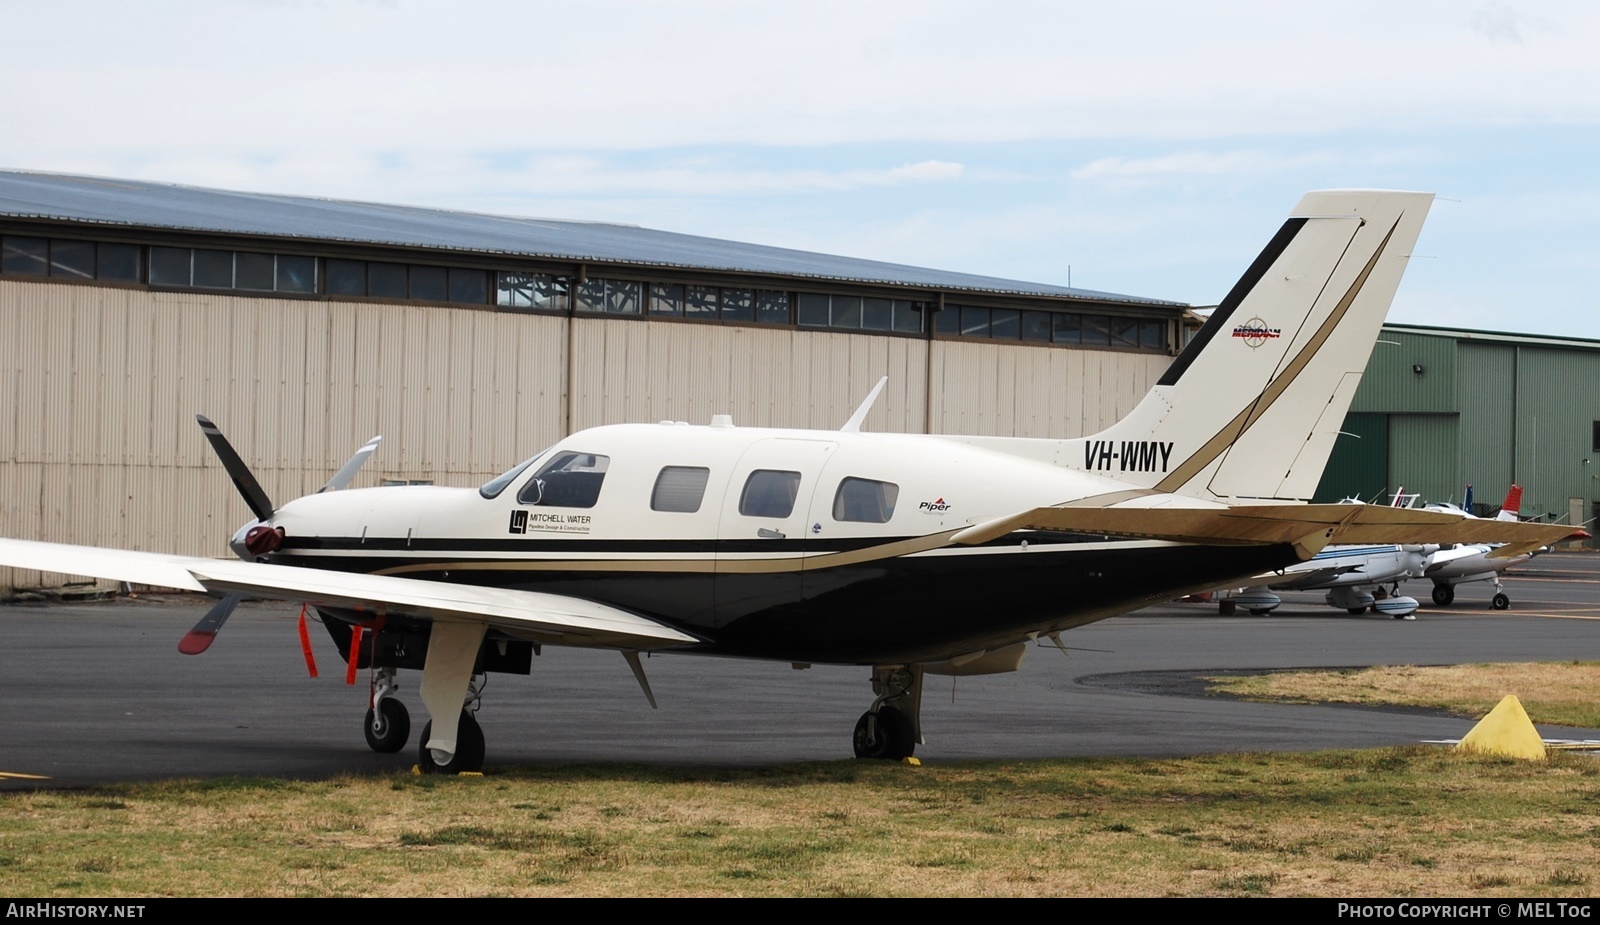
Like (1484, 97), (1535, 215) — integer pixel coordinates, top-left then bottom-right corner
(1496, 485), (1523, 521)
(1075, 190), (1433, 502)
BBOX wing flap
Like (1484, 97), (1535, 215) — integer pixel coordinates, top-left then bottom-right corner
(0, 538), (698, 650)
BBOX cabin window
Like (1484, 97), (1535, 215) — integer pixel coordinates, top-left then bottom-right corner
(739, 470), (801, 519)
(651, 466), (711, 513)
(832, 477), (899, 523)
(518, 452), (610, 508)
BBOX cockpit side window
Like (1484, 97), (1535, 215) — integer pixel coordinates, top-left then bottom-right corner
(518, 452), (610, 508)
(832, 477), (899, 523)
(651, 466), (711, 513)
(739, 470), (801, 518)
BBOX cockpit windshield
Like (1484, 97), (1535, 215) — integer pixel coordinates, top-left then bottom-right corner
(479, 448), (551, 499)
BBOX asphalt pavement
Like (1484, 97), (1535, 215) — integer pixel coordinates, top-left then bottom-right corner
(3, 552), (1597, 789)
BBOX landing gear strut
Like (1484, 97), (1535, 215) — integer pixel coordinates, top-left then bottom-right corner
(364, 667), (410, 753)
(853, 665), (923, 760)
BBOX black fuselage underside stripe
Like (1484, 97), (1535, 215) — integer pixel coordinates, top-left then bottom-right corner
(282, 541), (1302, 665)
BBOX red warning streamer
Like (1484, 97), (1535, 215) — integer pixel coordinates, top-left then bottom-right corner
(297, 604), (318, 679)
(345, 624), (364, 686)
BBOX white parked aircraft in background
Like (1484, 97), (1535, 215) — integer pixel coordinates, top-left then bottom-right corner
(1, 190), (1579, 772)
(1422, 485), (1551, 609)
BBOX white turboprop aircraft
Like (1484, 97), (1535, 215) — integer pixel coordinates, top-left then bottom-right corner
(0, 190), (1579, 772)
(1421, 485), (1551, 609)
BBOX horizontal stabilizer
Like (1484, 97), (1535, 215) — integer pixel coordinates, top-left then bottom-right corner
(952, 503), (1582, 562)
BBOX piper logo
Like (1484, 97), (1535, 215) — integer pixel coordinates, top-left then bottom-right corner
(1231, 316), (1282, 349)
(918, 498), (951, 513)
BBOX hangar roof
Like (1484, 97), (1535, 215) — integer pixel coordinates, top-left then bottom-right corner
(0, 169), (1179, 307)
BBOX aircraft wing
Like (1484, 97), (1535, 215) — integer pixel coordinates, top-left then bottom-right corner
(0, 538), (699, 650)
(952, 502), (1583, 560)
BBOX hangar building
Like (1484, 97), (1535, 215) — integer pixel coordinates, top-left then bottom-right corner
(1, 170), (1189, 593)
(1315, 322), (1600, 535)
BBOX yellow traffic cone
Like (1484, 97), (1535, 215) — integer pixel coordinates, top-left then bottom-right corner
(1455, 694), (1546, 760)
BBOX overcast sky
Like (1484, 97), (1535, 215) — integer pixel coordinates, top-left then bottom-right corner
(4, 1), (1598, 337)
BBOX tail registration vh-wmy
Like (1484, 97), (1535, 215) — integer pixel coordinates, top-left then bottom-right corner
(1, 191), (1580, 771)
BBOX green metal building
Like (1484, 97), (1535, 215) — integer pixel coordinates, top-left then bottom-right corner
(1315, 323), (1600, 534)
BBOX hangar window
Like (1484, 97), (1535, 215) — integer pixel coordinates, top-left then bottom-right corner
(797, 293), (829, 327)
(650, 283), (684, 315)
(1, 236), (47, 275)
(721, 288), (754, 322)
(409, 265), (448, 302)
(496, 272), (569, 312)
(96, 243), (140, 281)
(740, 470), (801, 519)
(518, 452), (610, 508)
(1021, 310), (1051, 342)
(149, 247), (192, 286)
(236, 252), (276, 290)
(935, 304), (1167, 353)
(794, 293), (923, 333)
(575, 278), (642, 315)
(327, 259), (366, 295)
(449, 268), (487, 304)
(757, 290), (789, 324)
(685, 285), (718, 319)
(651, 466), (711, 513)
(2, 237), (143, 284)
(49, 240), (95, 280)
(990, 308), (1020, 339)
(892, 300), (927, 333)
(832, 477), (898, 524)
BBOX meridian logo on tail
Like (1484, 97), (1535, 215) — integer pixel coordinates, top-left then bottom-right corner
(1231, 316), (1283, 348)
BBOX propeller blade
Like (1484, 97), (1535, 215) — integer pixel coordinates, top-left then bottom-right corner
(195, 414), (274, 521)
(179, 592), (242, 655)
(320, 435), (383, 493)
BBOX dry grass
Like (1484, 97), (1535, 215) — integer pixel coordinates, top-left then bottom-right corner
(3, 749), (1599, 897)
(1205, 661), (1600, 728)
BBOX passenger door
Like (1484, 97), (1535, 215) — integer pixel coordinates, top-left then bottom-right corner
(713, 438), (836, 627)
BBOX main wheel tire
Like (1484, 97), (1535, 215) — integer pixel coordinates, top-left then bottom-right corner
(852, 706), (915, 760)
(364, 698), (410, 753)
(418, 711), (486, 774)
(1248, 608), (1271, 616)
(1492, 592), (1510, 610)
(1348, 607), (1366, 615)
(1432, 585), (1455, 607)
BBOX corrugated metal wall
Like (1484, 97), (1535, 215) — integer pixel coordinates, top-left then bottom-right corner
(1455, 342), (1515, 502)
(1, 280), (1167, 591)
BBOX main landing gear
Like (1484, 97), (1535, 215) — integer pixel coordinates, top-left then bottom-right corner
(853, 665), (924, 760)
(352, 621), (490, 774)
(1430, 580), (1511, 610)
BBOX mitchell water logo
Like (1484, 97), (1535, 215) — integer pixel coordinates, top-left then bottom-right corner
(1231, 316), (1282, 349)
(918, 498), (951, 513)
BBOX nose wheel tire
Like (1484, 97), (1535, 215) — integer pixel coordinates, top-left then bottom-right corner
(853, 706), (915, 760)
(1431, 585), (1455, 607)
(418, 711), (486, 774)
(1492, 592), (1511, 610)
(364, 698), (411, 753)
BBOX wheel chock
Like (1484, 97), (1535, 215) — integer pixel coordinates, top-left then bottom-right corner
(1455, 694), (1546, 761)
